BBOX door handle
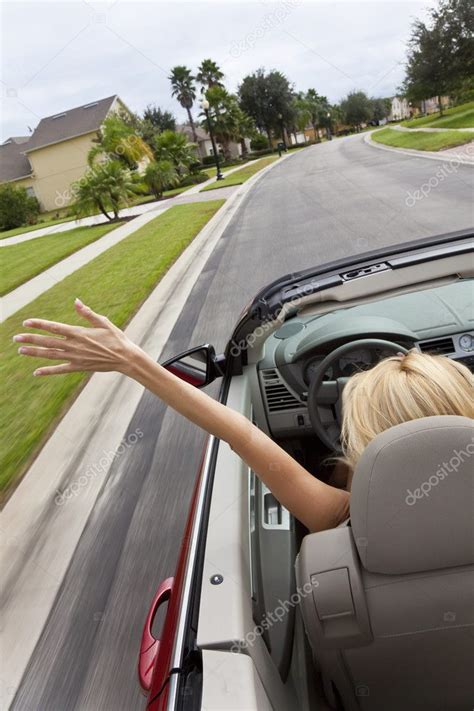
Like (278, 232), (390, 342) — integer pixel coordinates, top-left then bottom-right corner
(138, 577), (174, 692)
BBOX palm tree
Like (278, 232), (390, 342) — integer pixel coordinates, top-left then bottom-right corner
(305, 89), (323, 143)
(203, 87), (253, 161)
(88, 115), (153, 168)
(73, 161), (136, 221)
(144, 160), (179, 198)
(196, 59), (224, 92)
(169, 65), (199, 146)
(153, 130), (197, 175)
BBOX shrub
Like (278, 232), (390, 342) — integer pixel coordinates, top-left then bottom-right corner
(179, 173), (209, 186)
(248, 148), (274, 159)
(0, 184), (40, 231)
(144, 160), (179, 198)
(250, 134), (269, 151)
(201, 154), (225, 165)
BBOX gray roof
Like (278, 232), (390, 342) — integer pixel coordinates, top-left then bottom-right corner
(177, 123), (210, 143)
(24, 95), (118, 152)
(0, 137), (33, 182)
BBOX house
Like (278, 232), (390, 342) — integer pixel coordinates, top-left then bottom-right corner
(388, 96), (411, 122)
(420, 96), (451, 114)
(177, 124), (251, 159)
(0, 95), (132, 212)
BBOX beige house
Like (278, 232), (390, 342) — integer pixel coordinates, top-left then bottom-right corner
(177, 124), (251, 160)
(0, 95), (130, 212)
(388, 96), (411, 122)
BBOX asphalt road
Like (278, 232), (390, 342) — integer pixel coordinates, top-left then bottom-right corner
(12, 134), (473, 710)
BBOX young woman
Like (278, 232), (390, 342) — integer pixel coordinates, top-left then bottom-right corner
(14, 298), (473, 533)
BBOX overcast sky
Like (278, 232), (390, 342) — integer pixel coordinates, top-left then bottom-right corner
(1, 0), (435, 141)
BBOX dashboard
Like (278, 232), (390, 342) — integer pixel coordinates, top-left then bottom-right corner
(303, 346), (398, 383)
(257, 280), (473, 439)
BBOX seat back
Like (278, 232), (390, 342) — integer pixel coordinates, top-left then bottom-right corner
(296, 416), (474, 710)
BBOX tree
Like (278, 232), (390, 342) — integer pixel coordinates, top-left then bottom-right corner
(340, 91), (372, 130)
(88, 115), (153, 168)
(153, 130), (197, 174)
(144, 160), (179, 198)
(204, 86), (254, 160)
(371, 97), (391, 123)
(169, 65), (199, 145)
(0, 184), (40, 230)
(403, 18), (451, 113)
(196, 59), (225, 92)
(402, 0), (473, 114)
(73, 161), (136, 221)
(239, 69), (294, 145)
(302, 89), (330, 142)
(143, 105), (176, 132)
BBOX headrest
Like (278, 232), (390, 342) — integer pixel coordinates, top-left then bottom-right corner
(350, 415), (474, 574)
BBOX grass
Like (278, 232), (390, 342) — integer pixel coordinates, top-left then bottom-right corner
(371, 127), (473, 152)
(401, 101), (474, 129)
(0, 199), (224, 496)
(0, 187), (193, 240)
(200, 156), (280, 191)
(0, 215), (77, 240)
(0, 222), (122, 296)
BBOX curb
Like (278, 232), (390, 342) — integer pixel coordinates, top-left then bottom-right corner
(0, 145), (300, 708)
(364, 131), (474, 166)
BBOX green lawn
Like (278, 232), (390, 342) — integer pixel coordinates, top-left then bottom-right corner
(1, 222), (122, 296)
(401, 101), (474, 129)
(200, 156), (280, 191)
(371, 127), (473, 152)
(0, 215), (77, 240)
(0, 187), (192, 240)
(0, 199), (224, 496)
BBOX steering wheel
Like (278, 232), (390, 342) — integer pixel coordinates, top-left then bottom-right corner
(307, 339), (409, 452)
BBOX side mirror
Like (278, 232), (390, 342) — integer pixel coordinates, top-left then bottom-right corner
(161, 344), (223, 388)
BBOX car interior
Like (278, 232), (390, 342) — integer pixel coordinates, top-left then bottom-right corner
(192, 248), (473, 711)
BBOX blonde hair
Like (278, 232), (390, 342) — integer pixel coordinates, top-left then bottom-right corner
(341, 350), (474, 470)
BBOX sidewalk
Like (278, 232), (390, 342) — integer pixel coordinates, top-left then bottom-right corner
(392, 124), (474, 133)
(0, 161), (257, 248)
(0, 186), (237, 322)
(364, 131), (474, 165)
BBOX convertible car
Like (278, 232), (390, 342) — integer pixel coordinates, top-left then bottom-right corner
(138, 228), (473, 711)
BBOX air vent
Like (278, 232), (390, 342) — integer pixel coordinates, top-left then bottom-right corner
(418, 337), (454, 355)
(261, 369), (301, 412)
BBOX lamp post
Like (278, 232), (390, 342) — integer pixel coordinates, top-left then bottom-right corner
(277, 112), (287, 149)
(326, 112), (332, 141)
(200, 98), (224, 181)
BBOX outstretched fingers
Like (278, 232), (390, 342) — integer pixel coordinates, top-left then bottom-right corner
(21, 318), (76, 337)
(14, 333), (66, 348)
(33, 363), (76, 377)
(74, 298), (111, 328)
(18, 346), (69, 360)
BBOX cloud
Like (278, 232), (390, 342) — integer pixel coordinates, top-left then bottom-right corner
(1, 0), (436, 141)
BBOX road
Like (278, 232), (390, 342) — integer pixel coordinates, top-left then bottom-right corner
(12, 134), (473, 710)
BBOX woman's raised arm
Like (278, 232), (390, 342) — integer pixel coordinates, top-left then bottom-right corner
(14, 299), (349, 532)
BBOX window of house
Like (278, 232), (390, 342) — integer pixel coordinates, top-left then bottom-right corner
(25, 186), (36, 198)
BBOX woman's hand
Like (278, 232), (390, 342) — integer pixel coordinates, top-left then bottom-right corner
(13, 298), (138, 376)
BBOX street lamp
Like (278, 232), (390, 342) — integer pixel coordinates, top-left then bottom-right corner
(200, 98), (224, 181)
(326, 112), (332, 141)
(277, 112), (286, 149)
